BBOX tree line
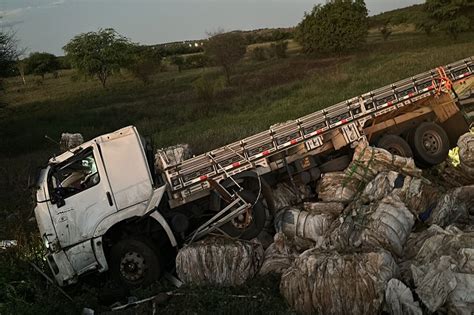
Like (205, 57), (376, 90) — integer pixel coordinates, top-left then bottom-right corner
(1, 0), (474, 95)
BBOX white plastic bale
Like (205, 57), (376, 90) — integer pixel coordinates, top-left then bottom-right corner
(60, 133), (84, 151)
(384, 279), (422, 315)
(155, 144), (192, 170)
(411, 256), (458, 312)
(303, 201), (345, 217)
(458, 132), (474, 177)
(426, 185), (474, 227)
(361, 195), (415, 257)
(326, 195), (414, 257)
(407, 225), (474, 313)
(259, 232), (299, 275)
(347, 140), (421, 184)
(413, 225), (474, 268)
(271, 182), (299, 211)
(274, 207), (334, 248)
(316, 171), (361, 203)
(176, 237), (263, 286)
(280, 250), (399, 315)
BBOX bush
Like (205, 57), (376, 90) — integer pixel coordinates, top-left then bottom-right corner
(379, 22), (393, 41)
(193, 75), (225, 116)
(251, 47), (267, 61)
(270, 41), (288, 59)
(296, 0), (368, 54)
(127, 46), (162, 85)
(184, 54), (210, 69)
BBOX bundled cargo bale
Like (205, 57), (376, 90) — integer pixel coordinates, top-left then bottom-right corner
(155, 144), (192, 170)
(384, 279), (422, 315)
(426, 185), (474, 227)
(259, 232), (299, 275)
(405, 225), (474, 313)
(361, 171), (441, 218)
(316, 171), (361, 203)
(411, 256), (458, 313)
(346, 140), (421, 184)
(176, 236), (263, 286)
(411, 256), (474, 313)
(327, 195), (414, 257)
(274, 207), (334, 248)
(271, 182), (298, 211)
(60, 133), (83, 151)
(413, 225), (474, 269)
(303, 201), (345, 217)
(361, 195), (415, 257)
(280, 249), (398, 315)
(458, 132), (474, 177)
(400, 225), (474, 284)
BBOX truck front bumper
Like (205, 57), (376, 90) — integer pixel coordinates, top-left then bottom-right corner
(46, 251), (78, 286)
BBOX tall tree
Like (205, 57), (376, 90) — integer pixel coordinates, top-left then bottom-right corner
(296, 0), (369, 54)
(0, 30), (21, 77)
(63, 28), (132, 88)
(205, 31), (247, 84)
(25, 52), (60, 79)
(424, 0), (474, 40)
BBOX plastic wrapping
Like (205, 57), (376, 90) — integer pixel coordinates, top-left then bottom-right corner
(176, 237), (263, 286)
(280, 250), (398, 315)
(259, 232), (299, 275)
(155, 144), (192, 170)
(384, 279), (422, 315)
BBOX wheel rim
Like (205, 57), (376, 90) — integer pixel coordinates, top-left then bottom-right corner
(421, 130), (442, 155)
(231, 206), (254, 230)
(120, 251), (146, 282)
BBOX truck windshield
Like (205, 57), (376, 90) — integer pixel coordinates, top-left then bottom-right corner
(49, 149), (100, 199)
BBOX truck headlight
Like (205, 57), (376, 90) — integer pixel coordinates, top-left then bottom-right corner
(43, 238), (50, 249)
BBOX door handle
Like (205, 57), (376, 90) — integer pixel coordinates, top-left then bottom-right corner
(106, 192), (113, 206)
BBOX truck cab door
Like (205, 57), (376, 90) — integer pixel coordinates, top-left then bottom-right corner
(48, 144), (116, 248)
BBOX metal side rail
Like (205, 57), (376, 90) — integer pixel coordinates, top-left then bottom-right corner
(185, 194), (250, 244)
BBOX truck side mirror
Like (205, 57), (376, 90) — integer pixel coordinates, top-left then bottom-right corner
(56, 196), (66, 208)
(52, 188), (66, 208)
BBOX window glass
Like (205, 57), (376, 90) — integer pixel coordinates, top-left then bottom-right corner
(49, 149), (100, 199)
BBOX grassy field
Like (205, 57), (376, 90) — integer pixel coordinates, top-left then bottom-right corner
(1, 27), (474, 313)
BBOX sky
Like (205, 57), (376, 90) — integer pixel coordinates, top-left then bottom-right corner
(0, 0), (424, 56)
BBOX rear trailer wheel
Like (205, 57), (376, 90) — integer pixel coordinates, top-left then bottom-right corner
(319, 155), (351, 173)
(377, 134), (413, 158)
(220, 190), (267, 240)
(110, 238), (161, 288)
(410, 122), (450, 166)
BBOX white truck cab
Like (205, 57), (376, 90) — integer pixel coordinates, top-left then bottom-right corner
(35, 126), (176, 286)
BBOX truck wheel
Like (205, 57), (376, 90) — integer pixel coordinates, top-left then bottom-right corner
(319, 155), (351, 173)
(220, 190), (267, 240)
(110, 238), (161, 288)
(409, 122), (450, 166)
(377, 134), (413, 158)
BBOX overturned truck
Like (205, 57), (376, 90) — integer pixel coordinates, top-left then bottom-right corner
(34, 57), (473, 287)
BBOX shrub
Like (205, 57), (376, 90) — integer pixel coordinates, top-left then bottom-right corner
(296, 0), (369, 54)
(184, 54), (210, 69)
(251, 47), (267, 61)
(270, 41), (288, 59)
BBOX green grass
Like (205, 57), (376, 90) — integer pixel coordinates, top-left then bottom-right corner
(1, 29), (474, 313)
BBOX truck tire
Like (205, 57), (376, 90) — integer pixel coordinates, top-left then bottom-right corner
(220, 190), (267, 240)
(377, 134), (413, 158)
(319, 155), (351, 173)
(110, 238), (161, 288)
(409, 122), (450, 166)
